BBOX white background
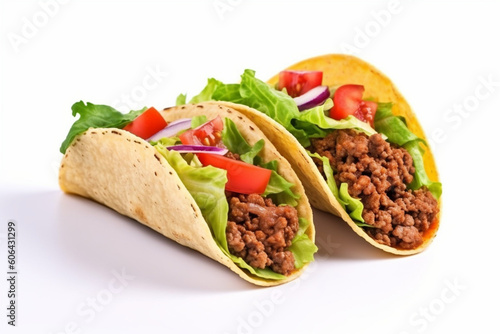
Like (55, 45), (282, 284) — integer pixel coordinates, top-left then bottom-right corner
(1, 1), (499, 333)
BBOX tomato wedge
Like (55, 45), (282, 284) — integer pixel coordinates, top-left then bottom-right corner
(330, 84), (377, 127)
(179, 116), (224, 146)
(277, 70), (323, 98)
(197, 153), (272, 194)
(123, 107), (168, 140)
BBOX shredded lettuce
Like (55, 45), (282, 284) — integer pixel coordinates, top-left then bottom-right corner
(60, 101), (146, 154)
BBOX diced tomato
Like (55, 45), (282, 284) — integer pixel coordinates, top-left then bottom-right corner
(179, 116), (224, 146)
(180, 116), (271, 194)
(330, 84), (377, 127)
(123, 107), (168, 139)
(197, 154), (272, 194)
(277, 70), (323, 98)
(356, 100), (377, 127)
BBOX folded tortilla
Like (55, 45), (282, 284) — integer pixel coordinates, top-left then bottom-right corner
(206, 54), (441, 255)
(59, 103), (315, 286)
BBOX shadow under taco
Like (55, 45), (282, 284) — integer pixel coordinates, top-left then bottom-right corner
(59, 101), (317, 286)
(179, 54), (442, 255)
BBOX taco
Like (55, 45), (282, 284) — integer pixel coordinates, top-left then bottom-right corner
(58, 101), (317, 286)
(178, 54), (442, 255)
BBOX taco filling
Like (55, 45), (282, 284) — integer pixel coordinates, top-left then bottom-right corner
(178, 66), (442, 252)
(226, 192), (299, 275)
(221, 152), (299, 275)
(152, 115), (309, 277)
(308, 129), (438, 249)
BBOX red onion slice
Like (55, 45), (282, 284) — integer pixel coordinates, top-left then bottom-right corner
(147, 118), (192, 141)
(293, 85), (330, 111)
(167, 145), (228, 155)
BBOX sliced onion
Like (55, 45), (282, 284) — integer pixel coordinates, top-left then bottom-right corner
(247, 203), (278, 219)
(147, 118), (192, 141)
(167, 145), (228, 155)
(293, 85), (330, 111)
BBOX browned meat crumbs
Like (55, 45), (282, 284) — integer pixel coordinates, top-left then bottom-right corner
(226, 193), (299, 275)
(224, 151), (241, 161)
(309, 129), (439, 249)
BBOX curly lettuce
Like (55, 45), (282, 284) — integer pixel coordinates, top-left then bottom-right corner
(60, 101), (145, 154)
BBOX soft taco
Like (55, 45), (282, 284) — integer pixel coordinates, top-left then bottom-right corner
(59, 101), (317, 286)
(178, 54), (442, 255)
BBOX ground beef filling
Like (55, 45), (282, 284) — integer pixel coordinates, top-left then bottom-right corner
(309, 129), (439, 249)
(226, 193), (299, 276)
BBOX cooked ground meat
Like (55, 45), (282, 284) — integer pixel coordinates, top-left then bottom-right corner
(226, 193), (299, 275)
(309, 129), (439, 249)
(224, 151), (241, 161)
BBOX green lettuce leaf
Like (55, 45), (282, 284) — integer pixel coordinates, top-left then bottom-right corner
(240, 140), (265, 166)
(60, 101), (146, 154)
(374, 103), (420, 146)
(222, 118), (300, 206)
(339, 183), (365, 224)
(307, 152), (342, 204)
(260, 161), (301, 207)
(308, 151), (367, 227)
(149, 136), (180, 147)
(176, 93), (187, 106)
(375, 103), (442, 199)
(221, 117), (262, 164)
(404, 141), (443, 199)
(294, 101), (378, 140)
(188, 78), (223, 104)
(288, 218), (318, 268)
(228, 255), (286, 280)
(191, 115), (208, 128)
(211, 83), (245, 104)
(154, 145), (230, 250)
(211, 69), (377, 147)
